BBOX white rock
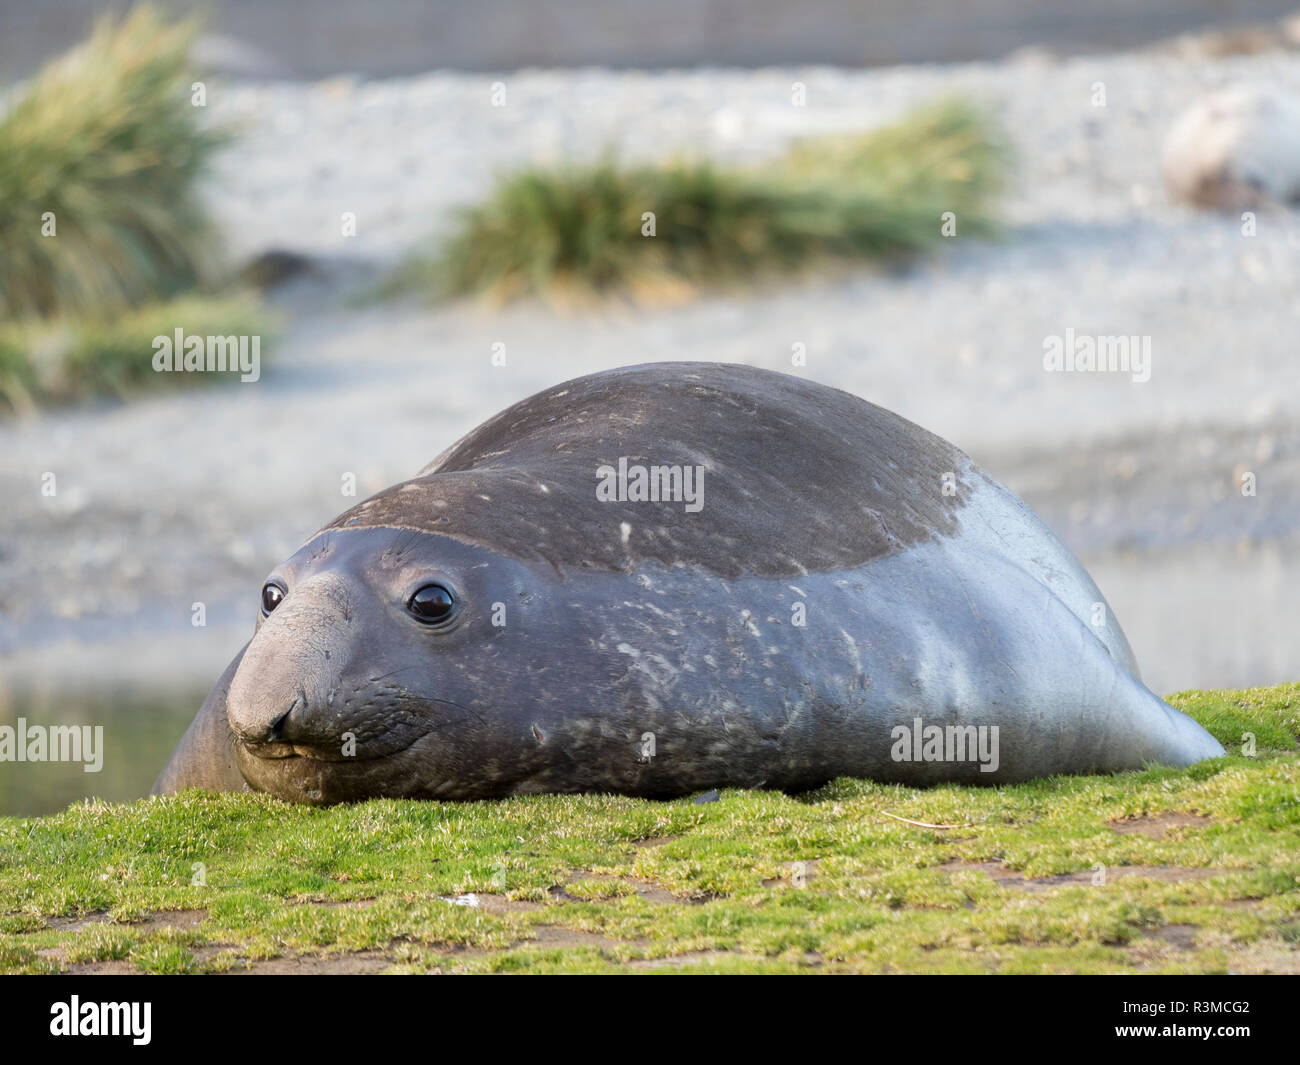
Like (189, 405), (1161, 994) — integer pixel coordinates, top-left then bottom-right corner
(1162, 85), (1300, 209)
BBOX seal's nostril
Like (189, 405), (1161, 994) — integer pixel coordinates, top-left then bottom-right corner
(266, 709), (290, 741)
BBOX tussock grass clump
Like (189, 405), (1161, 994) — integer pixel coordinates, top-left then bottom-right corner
(0, 6), (226, 320)
(0, 293), (271, 413)
(781, 98), (1008, 215)
(409, 99), (1007, 305)
(0, 7), (275, 411)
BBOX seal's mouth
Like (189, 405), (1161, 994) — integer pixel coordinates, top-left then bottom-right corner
(240, 741), (353, 763)
(235, 725), (429, 765)
(232, 728), (440, 805)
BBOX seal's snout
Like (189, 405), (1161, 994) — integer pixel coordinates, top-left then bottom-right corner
(227, 573), (355, 756)
(229, 696), (297, 746)
(228, 667), (331, 752)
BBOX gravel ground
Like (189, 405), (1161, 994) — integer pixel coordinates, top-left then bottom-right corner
(2, 48), (1298, 699)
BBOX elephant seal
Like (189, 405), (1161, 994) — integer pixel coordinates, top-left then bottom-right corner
(154, 362), (1223, 803)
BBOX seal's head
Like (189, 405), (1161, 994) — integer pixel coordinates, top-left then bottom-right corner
(227, 524), (542, 803)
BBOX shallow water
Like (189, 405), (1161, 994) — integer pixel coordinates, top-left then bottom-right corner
(0, 688), (205, 817)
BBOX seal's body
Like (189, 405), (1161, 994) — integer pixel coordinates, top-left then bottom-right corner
(155, 363), (1223, 803)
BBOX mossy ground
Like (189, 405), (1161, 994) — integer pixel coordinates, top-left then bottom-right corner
(1, 683), (1296, 974)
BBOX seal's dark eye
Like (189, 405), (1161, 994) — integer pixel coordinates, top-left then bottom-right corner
(408, 583), (454, 624)
(261, 581), (286, 616)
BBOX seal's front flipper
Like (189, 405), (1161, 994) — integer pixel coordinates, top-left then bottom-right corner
(151, 644), (251, 795)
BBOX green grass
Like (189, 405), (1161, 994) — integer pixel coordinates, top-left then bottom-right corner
(781, 97), (1008, 214)
(0, 6), (227, 320)
(393, 99), (1008, 306)
(0, 292), (275, 413)
(0, 6), (275, 412)
(1, 682), (1296, 974)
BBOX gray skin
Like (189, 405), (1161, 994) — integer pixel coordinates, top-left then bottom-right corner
(153, 362), (1224, 804)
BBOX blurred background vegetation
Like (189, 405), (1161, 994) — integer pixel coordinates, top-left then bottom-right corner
(1, 7), (1008, 403)
(0, 7), (268, 412)
(395, 100), (1007, 306)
